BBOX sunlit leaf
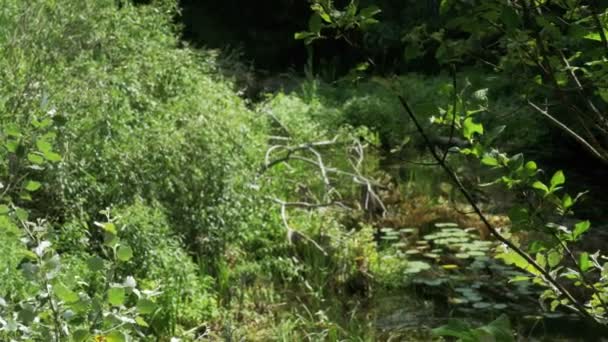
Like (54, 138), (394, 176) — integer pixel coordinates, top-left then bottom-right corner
(117, 245), (133, 262)
(550, 170), (565, 189)
(463, 117), (483, 140)
(54, 283), (79, 303)
(24, 180), (42, 192)
(572, 220), (591, 240)
(108, 287), (126, 306)
(580, 252), (591, 272)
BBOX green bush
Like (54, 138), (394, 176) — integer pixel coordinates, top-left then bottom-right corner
(113, 201), (218, 335)
(0, 0), (268, 259)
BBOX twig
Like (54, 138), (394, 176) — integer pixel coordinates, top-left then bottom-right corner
(278, 201), (328, 256)
(528, 101), (607, 164)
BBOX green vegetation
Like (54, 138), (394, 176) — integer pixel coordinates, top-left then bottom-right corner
(1, 0), (607, 340)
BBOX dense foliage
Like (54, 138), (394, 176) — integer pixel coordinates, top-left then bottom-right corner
(1, 0), (607, 340)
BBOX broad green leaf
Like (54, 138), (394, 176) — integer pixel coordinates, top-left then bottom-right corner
(43, 151), (62, 162)
(463, 117), (484, 140)
(96, 222), (117, 234)
(573, 220), (591, 240)
(4, 125), (21, 137)
(0, 205), (9, 215)
(108, 287), (126, 306)
(524, 161), (537, 174)
(27, 153), (45, 165)
(135, 316), (149, 327)
(548, 250), (562, 268)
(532, 181), (549, 194)
(106, 331), (126, 342)
(580, 252), (591, 272)
(54, 283), (79, 303)
(562, 194), (573, 210)
(24, 180), (42, 192)
(481, 156), (498, 166)
(17, 305), (36, 324)
(497, 250), (541, 276)
(117, 245), (133, 262)
(36, 140), (52, 153)
(72, 329), (90, 342)
(311, 4), (332, 23)
(5, 140), (18, 152)
(550, 170), (565, 189)
(87, 256), (105, 272)
(308, 13), (322, 33)
(536, 253), (547, 268)
(15, 207), (29, 221)
(137, 298), (156, 314)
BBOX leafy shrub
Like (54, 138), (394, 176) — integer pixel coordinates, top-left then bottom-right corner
(112, 201), (218, 335)
(0, 0), (268, 260)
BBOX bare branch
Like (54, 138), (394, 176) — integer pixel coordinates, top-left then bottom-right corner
(528, 100), (607, 164)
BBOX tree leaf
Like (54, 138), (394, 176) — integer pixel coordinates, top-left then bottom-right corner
(43, 151), (62, 162)
(106, 331), (126, 342)
(580, 252), (591, 272)
(308, 13), (322, 33)
(532, 181), (549, 194)
(550, 170), (565, 189)
(481, 156), (498, 166)
(87, 256), (105, 272)
(54, 283), (79, 303)
(137, 298), (156, 315)
(27, 153), (45, 165)
(548, 250), (563, 268)
(117, 245), (133, 262)
(36, 139), (52, 153)
(108, 287), (126, 306)
(72, 329), (90, 342)
(24, 180), (42, 192)
(0, 205), (9, 215)
(463, 117), (484, 140)
(573, 220), (591, 240)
